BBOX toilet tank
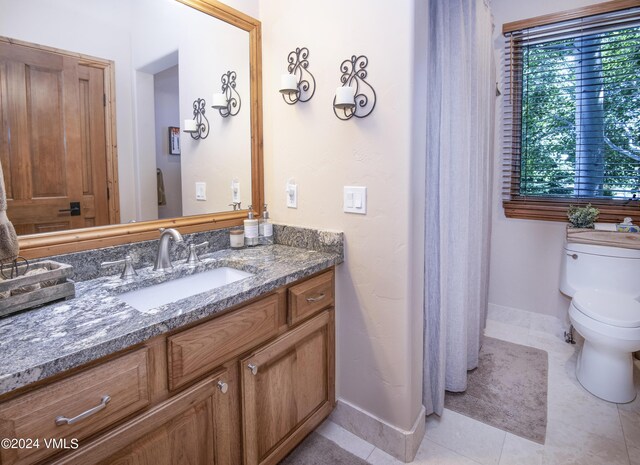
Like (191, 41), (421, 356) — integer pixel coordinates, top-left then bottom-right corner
(560, 242), (640, 298)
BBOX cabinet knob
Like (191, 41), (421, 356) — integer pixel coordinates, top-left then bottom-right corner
(247, 363), (258, 375)
(217, 380), (229, 394)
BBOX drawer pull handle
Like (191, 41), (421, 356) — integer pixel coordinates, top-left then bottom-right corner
(306, 293), (326, 303)
(55, 395), (111, 426)
(217, 380), (229, 394)
(247, 363), (258, 375)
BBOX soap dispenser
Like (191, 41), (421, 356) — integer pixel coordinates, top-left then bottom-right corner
(259, 203), (273, 245)
(244, 206), (259, 246)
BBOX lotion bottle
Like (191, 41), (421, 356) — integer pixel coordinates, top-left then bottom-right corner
(244, 206), (259, 246)
(259, 203), (273, 245)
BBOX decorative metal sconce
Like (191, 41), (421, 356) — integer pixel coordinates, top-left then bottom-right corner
(212, 71), (241, 117)
(183, 98), (210, 140)
(279, 47), (316, 105)
(333, 55), (377, 120)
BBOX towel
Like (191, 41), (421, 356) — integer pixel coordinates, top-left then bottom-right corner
(157, 168), (167, 206)
(0, 160), (19, 262)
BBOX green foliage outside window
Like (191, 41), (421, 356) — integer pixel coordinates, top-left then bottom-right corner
(520, 27), (640, 199)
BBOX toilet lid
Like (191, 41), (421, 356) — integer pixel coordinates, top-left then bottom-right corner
(573, 290), (640, 328)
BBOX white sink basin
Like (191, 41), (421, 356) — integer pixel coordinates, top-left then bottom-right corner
(118, 267), (253, 313)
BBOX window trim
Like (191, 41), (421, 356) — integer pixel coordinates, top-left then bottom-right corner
(502, 0), (640, 223)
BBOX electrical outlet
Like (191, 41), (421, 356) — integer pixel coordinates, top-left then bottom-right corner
(343, 186), (366, 214)
(196, 182), (206, 201)
(286, 181), (297, 208)
(231, 179), (240, 203)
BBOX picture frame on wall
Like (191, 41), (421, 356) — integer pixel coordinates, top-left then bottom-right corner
(169, 126), (181, 155)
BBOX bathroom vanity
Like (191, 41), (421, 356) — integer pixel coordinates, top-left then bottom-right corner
(0, 240), (340, 465)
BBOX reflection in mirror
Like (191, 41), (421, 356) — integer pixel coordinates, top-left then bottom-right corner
(0, 0), (252, 236)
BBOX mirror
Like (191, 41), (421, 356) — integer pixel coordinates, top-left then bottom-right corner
(0, 0), (263, 258)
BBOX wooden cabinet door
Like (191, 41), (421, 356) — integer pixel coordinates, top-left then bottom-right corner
(0, 41), (111, 234)
(241, 310), (335, 465)
(51, 373), (231, 465)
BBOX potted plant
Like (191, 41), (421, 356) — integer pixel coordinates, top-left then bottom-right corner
(567, 204), (600, 229)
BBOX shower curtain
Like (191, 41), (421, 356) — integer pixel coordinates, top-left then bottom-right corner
(423, 0), (495, 416)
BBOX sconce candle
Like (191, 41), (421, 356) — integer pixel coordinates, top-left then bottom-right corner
(280, 47), (316, 105)
(333, 55), (376, 120)
(280, 74), (298, 95)
(184, 119), (198, 132)
(211, 92), (228, 109)
(185, 98), (210, 139)
(334, 86), (356, 109)
(214, 71), (241, 117)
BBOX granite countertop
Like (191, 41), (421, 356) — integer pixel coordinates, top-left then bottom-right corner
(0, 244), (341, 396)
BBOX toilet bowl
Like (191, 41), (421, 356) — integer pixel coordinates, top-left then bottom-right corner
(560, 242), (640, 403)
(569, 289), (640, 403)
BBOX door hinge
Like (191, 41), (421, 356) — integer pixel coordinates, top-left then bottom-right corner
(107, 187), (110, 200)
(103, 93), (106, 107)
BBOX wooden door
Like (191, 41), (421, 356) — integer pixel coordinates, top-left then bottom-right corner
(241, 310), (335, 465)
(0, 40), (110, 235)
(51, 373), (231, 465)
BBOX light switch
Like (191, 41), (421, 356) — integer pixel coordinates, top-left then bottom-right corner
(196, 182), (206, 201)
(343, 186), (367, 214)
(346, 192), (354, 208)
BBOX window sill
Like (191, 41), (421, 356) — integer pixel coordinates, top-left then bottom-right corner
(503, 199), (640, 224)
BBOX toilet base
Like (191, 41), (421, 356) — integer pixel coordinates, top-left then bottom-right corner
(576, 340), (636, 403)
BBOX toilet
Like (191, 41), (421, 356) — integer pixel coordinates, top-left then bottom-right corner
(560, 242), (640, 403)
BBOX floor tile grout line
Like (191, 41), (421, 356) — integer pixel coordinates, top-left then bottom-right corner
(496, 431), (507, 465)
(364, 446), (376, 462)
(617, 406), (633, 465)
(425, 437), (486, 465)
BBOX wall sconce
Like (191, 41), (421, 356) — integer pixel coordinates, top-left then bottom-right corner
(212, 71), (241, 117)
(183, 98), (210, 139)
(333, 55), (376, 120)
(279, 47), (316, 105)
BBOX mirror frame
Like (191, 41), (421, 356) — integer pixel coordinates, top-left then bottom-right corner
(18, 0), (263, 259)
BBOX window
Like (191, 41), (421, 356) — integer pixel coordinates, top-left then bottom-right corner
(503, 3), (640, 222)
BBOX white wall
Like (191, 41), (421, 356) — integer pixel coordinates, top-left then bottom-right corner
(154, 65), (183, 220)
(488, 0), (603, 320)
(178, 6), (252, 215)
(260, 0), (426, 431)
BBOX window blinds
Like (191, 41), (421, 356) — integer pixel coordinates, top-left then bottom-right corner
(502, 7), (640, 204)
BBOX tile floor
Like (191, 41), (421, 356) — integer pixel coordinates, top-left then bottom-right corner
(315, 308), (640, 465)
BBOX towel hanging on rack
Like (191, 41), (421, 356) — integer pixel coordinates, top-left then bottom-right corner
(157, 168), (167, 206)
(0, 160), (19, 262)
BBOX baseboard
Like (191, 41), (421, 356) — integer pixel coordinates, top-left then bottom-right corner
(329, 398), (426, 462)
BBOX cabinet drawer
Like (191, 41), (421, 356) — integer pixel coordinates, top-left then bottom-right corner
(168, 294), (280, 390)
(288, 270), (334, 325)
(0, 348), (150, 465)
(50, 372), (231, 465)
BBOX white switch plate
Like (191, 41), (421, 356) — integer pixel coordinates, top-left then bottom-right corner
(343, 186), (366, 214)
(286, 182), (298, 208)
(196, 182), (207, 201)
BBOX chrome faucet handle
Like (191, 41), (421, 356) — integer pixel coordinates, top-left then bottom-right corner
(228, 202), (241, 211)
(186, 242), (209, 266)
(100, 255), (137, 279)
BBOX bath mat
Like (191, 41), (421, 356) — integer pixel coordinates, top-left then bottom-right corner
(279, 432), (369, 465)
(445, 337), (548, 444)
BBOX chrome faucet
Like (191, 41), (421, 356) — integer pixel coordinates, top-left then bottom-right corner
(154, 228), (184, 271)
